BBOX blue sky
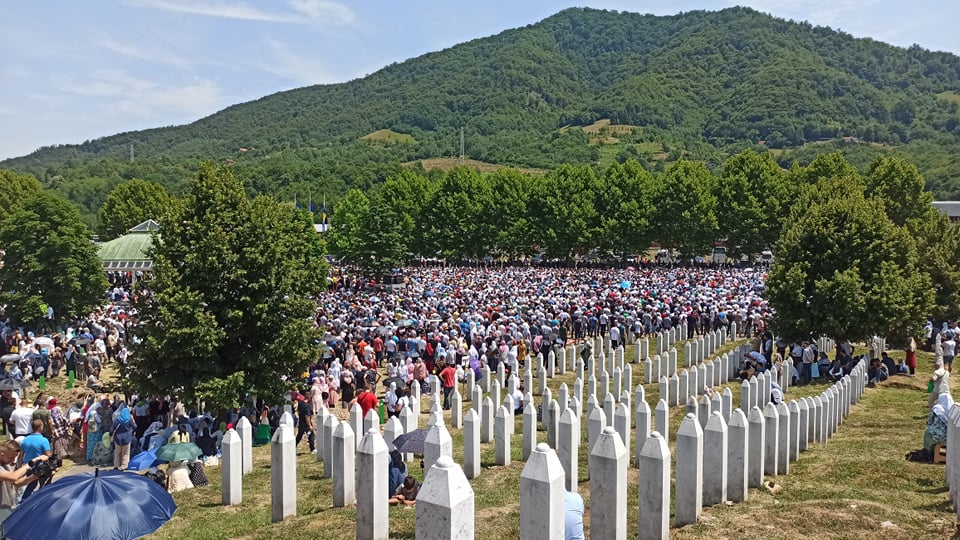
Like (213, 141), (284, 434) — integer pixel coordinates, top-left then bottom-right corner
(1, 0), (957, 160)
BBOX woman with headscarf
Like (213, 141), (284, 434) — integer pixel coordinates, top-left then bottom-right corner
(85, 400), (103, 462)
(384, 382), (399, 418)
(405, 358), (415, 385)
(48, 399), (75, 458)
(930, 358), (951, 407)
(310, 376), (325, 415)
(925, 392), (954, 449)
(111, 406), (134, 470)
(905, 337), (918, 377)
(340, 370), (356, 406)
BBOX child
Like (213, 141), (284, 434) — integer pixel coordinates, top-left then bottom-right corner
(389, 475), (420, 506)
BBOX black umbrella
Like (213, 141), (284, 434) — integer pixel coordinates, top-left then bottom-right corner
(391, 429), (429, 454)
(0, 379), (30, 391)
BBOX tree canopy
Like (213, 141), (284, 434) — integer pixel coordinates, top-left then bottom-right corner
(0, 192), (107, 326)
(766, 153), (953, 343)
(98, 179), (175, 239)
(130, 163), (327, 400)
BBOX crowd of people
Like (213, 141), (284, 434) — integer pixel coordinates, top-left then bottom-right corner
(0, 259), (956, 529)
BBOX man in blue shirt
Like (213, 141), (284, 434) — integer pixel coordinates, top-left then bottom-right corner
(20, 419), (51, 500)
(564, 490), (585, 540)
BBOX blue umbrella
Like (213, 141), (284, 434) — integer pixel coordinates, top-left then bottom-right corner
(2, 469), (176, 540)
(127, 449), (163, 472)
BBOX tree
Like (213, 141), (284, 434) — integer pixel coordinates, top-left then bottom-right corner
(426, 167), (493, 261)
(0, 192), (107, 327)
(327, 189), (370, 263)
(716, 150), (786, 258)
(130, 163), (327, 400)
(864, 155), (935, 231)
(373, 170), (438, 259)
(356, 192), (413, 276)
(98, 179), (174, 239)
(195, 372), (246, 414)
(653, 160), (718, 257)
(531, 164), (601, 260)
(0, 170), (42, 221)
(483, 169), (537, 260)
(766, 189), (932, 344)
(596, 160), (656, 258)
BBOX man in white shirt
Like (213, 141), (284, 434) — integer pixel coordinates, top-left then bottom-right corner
(9, 401), (33, 439)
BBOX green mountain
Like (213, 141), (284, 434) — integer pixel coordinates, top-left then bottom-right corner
(6, 6), (960, 226)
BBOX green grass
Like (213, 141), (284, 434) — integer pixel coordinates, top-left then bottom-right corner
(137, 340), (958, 539)
(359, 129), (416, 144)
(938, 91), (960, 105)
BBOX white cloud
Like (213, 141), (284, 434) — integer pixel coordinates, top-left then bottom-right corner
(91, 31), (195, 69)
(125, 0), (353, 25)
(256, 37), (338, 85)
(57, 69), (224, 118)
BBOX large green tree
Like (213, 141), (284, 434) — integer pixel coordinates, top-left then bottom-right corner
(0, 192), (107, 326)
(98, 179), (174, 239)
(715, 150), (786, 258)
(595, 160), (656, 258)
(653, 160), (718, 257)
(767, 185), (932, 343)
(532, 164), (602, 260)
(130, 163), (327, 400)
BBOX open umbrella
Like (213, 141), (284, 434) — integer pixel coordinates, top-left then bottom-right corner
(2, 469), (176, 540)
(0, 379), (29, 391)
(32, 337), (54, 351)
(391, 428), (429, 454)
(155, 442), (202, 462)
(0, 354), (19, 364)
(127, 449), (163, 471)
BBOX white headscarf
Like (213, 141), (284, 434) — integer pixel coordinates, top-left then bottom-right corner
(933, 392), (954, 421)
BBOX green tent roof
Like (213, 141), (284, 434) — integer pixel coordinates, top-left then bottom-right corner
(98, 220), (157, 271)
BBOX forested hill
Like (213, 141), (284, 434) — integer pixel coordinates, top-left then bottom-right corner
(6, 6), (960, 216)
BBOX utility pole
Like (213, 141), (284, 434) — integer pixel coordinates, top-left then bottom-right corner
(129, 143), (134, 163)
(459, 127), (465, 165)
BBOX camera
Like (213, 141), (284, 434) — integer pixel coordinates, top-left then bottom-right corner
(28, 454), (62, 479)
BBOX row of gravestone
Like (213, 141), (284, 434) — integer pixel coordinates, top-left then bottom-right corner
(217, 337), (860, 538)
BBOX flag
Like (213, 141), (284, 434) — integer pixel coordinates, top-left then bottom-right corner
(320, 202), (329, 233)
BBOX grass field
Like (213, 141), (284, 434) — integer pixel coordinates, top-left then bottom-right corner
(580, 119), (638, 135)
(938, 91), (960, 105)
(103, 338), (957, 539)
(359, 129), (417, 144)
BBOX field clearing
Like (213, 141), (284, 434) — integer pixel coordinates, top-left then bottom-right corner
(938, 91), (960, 105)
(359, 129), (417, 144)
(581, 118), (638, 135)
